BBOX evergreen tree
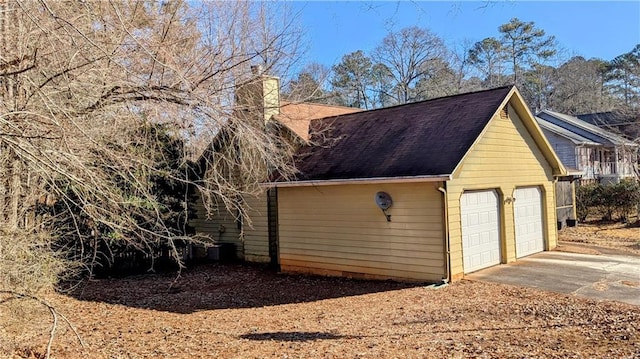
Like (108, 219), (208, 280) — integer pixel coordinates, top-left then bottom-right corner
(467, 37), (508, 88)
(606, 44), (640, 109)
(498, 18), (556, 85)
(330, 50), (375, 109)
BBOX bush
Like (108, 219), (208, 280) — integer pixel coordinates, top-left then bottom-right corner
(0, 229), (73, 295)
(576, 183), (598, 221)
(611, 179), (640, 221)
(576, 179), (640, 222)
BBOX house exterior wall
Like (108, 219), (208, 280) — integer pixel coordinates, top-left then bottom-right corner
(277, 182), (446, 282)
(540, 130), (577, 169)
(190, 191), (274, 263)
(242, 192), (271, 263)
(190, 193), (243, 259)
(447, 103), (558, 279)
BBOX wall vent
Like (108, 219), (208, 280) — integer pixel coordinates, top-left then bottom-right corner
(500, 105), (508, 119)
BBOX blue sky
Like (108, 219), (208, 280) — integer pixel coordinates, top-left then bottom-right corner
(291, 1), (640, 68)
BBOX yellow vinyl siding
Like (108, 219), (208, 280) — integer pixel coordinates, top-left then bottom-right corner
(278, 182), (445, 282)
(190, 193), (243, 259)
(447, 103), (558, 277)
(242, 192), (270, 263)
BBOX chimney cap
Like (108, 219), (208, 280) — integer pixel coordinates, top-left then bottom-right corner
(251, 64), (264, 76)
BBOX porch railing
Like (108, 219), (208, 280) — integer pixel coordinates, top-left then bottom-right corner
(592, 162), (639, 178)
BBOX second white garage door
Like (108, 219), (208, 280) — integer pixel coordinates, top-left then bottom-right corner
(514, 187), (545, 258)
(461, 190), (501, 273)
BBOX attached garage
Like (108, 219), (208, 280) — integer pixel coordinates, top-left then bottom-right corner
(270, 86), (567, 282)
(514, 187), (545, 258)
(461, 190), (501, 273)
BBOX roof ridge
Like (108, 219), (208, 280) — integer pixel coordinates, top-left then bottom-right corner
(311, 85), (514, 122)
(576, 111), (614, 117)
(280, 100), (361, 111)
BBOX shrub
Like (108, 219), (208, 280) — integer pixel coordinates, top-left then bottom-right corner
(576, 183), (598, 221)
(610, 179), (640, 221)
(576, 179), (640, 222)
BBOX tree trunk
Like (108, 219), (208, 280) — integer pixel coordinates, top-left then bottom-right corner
(9, 157), (22, 230)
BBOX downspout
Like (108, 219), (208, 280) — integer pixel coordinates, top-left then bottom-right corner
(437, 184), (451, 284)
(551, 177), (559, 249)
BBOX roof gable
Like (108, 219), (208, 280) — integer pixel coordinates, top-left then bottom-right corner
(451, 87), (565, 179)
(289, 86), (514, 182)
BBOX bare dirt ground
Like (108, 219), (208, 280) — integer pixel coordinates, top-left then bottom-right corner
(2, 260), (639, 359)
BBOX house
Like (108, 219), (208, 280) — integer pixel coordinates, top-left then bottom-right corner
(267, 86), (566, 282)
(536, 110), (639, 183)
(577, 111), (640, 142)
(189, 70), (360, 264)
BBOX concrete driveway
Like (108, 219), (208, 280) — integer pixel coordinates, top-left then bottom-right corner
(465, 251), (640, 306)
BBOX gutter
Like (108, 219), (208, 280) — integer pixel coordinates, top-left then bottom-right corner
(262, 174), (452, 188)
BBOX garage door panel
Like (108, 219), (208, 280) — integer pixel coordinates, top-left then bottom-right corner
(461, 190), (501, 273)
(514, 187), (544, 258)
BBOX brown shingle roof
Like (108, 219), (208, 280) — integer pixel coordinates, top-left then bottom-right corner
(289, 86), (513, 182)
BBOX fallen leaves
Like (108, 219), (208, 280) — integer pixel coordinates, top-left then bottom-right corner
(560, 222), (640, 255)
(2, 263), (638, 358)
(2, 224), (639, 358)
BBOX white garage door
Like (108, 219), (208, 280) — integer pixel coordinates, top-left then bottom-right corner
(461, 190), (501, 273)
(514, 187), (545, 258)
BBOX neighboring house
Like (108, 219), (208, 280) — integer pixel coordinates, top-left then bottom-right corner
(189, 71), (360, 264)
(536, 110), (639, 183)
(268, 86), (566, 282)
(577, 111), (640, 142)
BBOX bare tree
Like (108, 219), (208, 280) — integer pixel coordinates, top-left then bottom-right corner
(0, 1), (301, 352)
(549, 56), (613, 114)
(371, 26), (448, 104)
(447, 40), (481, 94)
(520, 63), (556, 113)
(413, 57), (459, 99)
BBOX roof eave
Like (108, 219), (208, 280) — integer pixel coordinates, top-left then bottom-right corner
(262, 174), (452, 188)
(510, 89), (568, 176)
(537, 120), (603, 146)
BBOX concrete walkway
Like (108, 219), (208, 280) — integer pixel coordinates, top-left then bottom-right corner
(465, 251), (640, 306)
